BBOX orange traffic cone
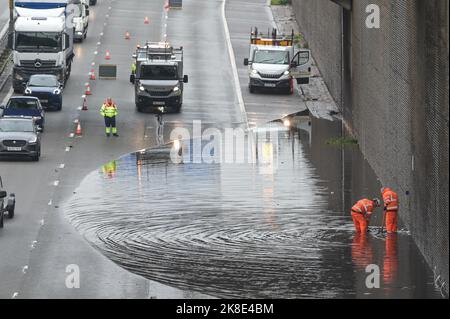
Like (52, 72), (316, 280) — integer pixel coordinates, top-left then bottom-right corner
(82, 97), (88, 111)
(105, 50), (111, 60)
(125, 31), (130, 40)
(89, 69), (96, 80)
(75, 122), (82, 136)
(144, 17), (150, 24)
(85, 83), (92, 95)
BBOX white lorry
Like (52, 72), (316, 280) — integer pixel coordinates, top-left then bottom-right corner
(11, 0), (75, 93)
(244, 28), (311, 94)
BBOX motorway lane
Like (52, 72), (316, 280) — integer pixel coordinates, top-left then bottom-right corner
(0, 0), (163, 298)
(15, 0), (243, 298)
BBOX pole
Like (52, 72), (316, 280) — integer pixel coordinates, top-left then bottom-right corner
(9, 0), (14, 32)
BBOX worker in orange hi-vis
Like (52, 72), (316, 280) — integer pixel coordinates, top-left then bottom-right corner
(351, 198), (381, 233)
(381, 187), (399, 233)
(383, 233), (399, 285)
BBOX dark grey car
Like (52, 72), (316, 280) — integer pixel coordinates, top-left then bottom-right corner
(0, 117), (41, 161)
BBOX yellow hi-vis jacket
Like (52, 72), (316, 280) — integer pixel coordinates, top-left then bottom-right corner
(100, 103), (118, 118)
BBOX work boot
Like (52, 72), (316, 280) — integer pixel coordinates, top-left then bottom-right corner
(113, 133), (119, 137)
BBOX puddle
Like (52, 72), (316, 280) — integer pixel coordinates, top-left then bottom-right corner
(65, 112), (442, 298)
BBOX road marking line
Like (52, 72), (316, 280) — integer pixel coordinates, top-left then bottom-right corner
(65, 147), (71, 152)
(69, 133), (75, 138)
(22, 266), (28, 274)
(221, 0), (248, 130)
(59, 164), (65, 169)
(53, 181), (59, 187)
(39, 219), (45, 225)
(11, 292), (19, 299)
(48, 200), (52, 206)
(31, 241), (37, 249)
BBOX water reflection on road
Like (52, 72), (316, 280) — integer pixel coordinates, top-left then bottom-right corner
(66, 113), (440, 298)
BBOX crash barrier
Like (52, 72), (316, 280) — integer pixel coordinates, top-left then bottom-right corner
(0, 24), (12, 92)
(98, 64), (117, 79)
(169, 0), (182, 9)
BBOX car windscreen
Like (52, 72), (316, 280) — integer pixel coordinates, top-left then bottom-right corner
(29, 76), (58, 87)
(0, 120), (34, 133)
(15, 32), (62, 53)
(7, 99), (39, 110)
(253, 50), (289, 65)
(140, 65), (178, 80)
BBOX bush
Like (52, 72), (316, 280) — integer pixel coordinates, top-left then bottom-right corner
(271, 0), (291, 5)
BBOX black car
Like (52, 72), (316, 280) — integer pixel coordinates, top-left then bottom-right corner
(0, 96), (45, 131)
(24, 74), (63, 111)
(0, 117), (42, 161)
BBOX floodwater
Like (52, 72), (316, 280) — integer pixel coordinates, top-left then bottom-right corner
(65, 111), (442, 299)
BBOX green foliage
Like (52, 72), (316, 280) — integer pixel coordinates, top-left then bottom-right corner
(271, 0), (290, 5)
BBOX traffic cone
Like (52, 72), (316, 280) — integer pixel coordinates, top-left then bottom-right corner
(105, 50), (111, 60)
(125, 31), (130, 40)
(82, 97), (88, 111)
(85, 83), (92, 95)
(144, 16), (150, 24)
(90, 68), (96, 80)
(75, 122), (82, 136)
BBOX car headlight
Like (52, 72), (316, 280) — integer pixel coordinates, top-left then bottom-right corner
(173, 86), (180, 92)
(32, 116), (42, 121)
(139, 85), (145, 92)
(283, 70), (290, 76)
(24, 88), (32, 94)
(53, 89), (61, 95)
(251, 69), (258, 75)
(28, 136), (38, 143)
(15, 73), (24, 80)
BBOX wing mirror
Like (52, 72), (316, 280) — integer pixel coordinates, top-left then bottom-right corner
(86, 9), (90, 16)
(0, 105), (5, 110)
(290, 61), (298, 68)
(244, 58), (249, 66)
(0, 190), (7, 199)
(183, 75), (189, 83)
(132, 54), (137, 59)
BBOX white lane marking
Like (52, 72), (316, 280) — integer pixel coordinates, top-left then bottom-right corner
(31, 241), (37, 249)
(48, 200), (52, 206)
(59, 164), (65, 169)
(73, 119), (79, 124)
(53, 181), (59, 187)
(77, 106), (82, 111)
(65, 147), (71, 152)
(69, 133), (75, 138)
(22, 265), (28, 274)
(1, 87), (13, 106)
(39, 219), (44, 225)
(221, 0), (248, 130)
(11, 292), (19, 299)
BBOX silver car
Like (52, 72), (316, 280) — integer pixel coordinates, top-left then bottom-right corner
(0, 117), (41, 161)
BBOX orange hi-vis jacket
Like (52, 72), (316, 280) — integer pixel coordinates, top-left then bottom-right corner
(382, 188), (399, 211)
(351, 199), (376, 217)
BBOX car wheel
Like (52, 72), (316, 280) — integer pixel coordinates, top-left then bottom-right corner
(249, 85), (255, 94)
(7, 203), (14, 219)
(0, 211), (4, 228)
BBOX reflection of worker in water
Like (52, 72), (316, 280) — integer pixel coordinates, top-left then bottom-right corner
(381, 187), (399, 233)
(351, 198), (381, 233)
(102, 160), (118, 179)
(383, 233), (398, 285)
(351, 232), (374, 270)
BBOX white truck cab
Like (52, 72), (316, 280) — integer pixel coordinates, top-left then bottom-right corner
(73, 0), (90, 42)
(244, 28), (311, 94)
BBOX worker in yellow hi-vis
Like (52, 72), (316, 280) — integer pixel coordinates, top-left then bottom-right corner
(100, 98), (119, 137)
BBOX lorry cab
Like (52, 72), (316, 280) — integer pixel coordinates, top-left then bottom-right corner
(11, 1), (75, 93)
(244, 28), (311, 94)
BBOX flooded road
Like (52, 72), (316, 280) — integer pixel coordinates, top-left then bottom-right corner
(65, 112), (441, 299)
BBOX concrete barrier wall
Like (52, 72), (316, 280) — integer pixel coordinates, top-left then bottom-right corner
(291, 0), (449, 295)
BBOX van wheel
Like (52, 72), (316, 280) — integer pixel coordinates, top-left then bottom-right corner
(7, 204), (14, 219)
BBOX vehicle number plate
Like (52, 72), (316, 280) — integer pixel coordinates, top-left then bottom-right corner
(153, 101), (166, 105)
(7, 147), (22, 151)
(264, 83), (276, 87)
(40, 99), (48, 103)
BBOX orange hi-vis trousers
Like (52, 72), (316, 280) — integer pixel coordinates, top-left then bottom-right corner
(385, 210), (398, 233)
(352, 212), (369, 233)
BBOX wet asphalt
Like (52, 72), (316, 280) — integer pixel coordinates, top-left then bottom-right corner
(0, 0), (442, 299)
